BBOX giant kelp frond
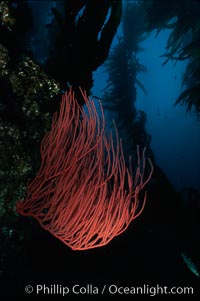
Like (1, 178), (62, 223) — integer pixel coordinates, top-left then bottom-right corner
(162, 7), (199, 63)
(142, 0), (178, 33)
(122, 1), (147, 52)
(161, 18), (195, 64)
(103, 41), (146, 109)
(100, 1), (151, 153)
(181, 58), (200, 89)
(174, 84), (200, 113)
(179, 38), (200, 60)
(143, 0), (200, 115)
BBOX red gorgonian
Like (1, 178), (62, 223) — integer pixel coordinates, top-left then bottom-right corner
(16, 88), (153, 251)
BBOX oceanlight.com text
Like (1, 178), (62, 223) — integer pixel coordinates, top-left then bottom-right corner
(24, 283), (194, 297)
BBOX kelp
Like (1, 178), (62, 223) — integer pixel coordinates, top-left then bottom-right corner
(161, 2), (200, 62)
(45, 0), (122, 98)
(142, 0), (178, 33)
(143, 0), (200, 115)
(122, 1), (148, 52)
(174, 85), (200, 114)
(101, 1), (151, 158)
